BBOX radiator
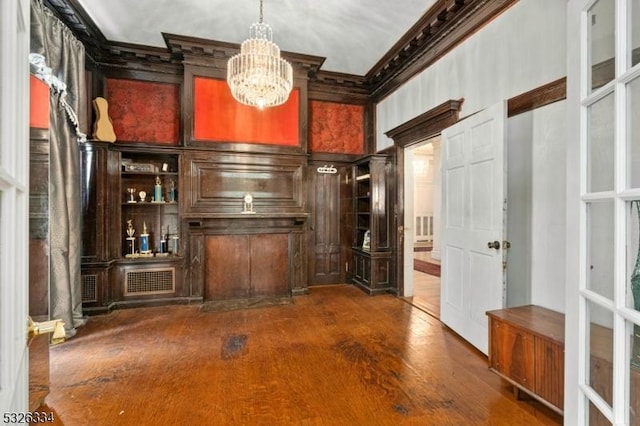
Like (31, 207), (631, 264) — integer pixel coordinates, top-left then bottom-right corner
(415, 215), (433, 243)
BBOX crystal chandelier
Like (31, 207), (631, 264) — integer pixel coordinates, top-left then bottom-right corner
(227, 0), (293, 109)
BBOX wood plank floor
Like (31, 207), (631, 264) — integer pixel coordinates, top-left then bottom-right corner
(405, 271), (441, 319)
(44, 285), (561, 425)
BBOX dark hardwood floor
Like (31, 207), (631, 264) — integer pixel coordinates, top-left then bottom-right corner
(405, 271), (441, 319)
(43, 285), (561, 425)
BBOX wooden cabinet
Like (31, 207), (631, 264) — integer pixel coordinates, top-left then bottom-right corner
(80, 141), (120, 314)
(204, 234), (289, 300)
(351, 155), (393, 295)
(116, 149), (186, 303)
(80, 145), (193, 313)
(487, 305), (564, 414)
(119, 150), (180, 257)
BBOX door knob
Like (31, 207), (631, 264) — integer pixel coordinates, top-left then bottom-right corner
(487, 241), (501, 249)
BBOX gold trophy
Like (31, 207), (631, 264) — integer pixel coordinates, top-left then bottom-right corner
(125, 220), (137, 258)
(126, 187), (137, 203)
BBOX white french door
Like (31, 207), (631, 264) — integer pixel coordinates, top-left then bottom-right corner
(566, 0), (640, 424)
(440, 101), (507, 355)
(0, 0), (30, 415)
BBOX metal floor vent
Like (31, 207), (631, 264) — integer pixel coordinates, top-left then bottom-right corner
(125, 267), (175, 296)
(82, 274), (97, 302)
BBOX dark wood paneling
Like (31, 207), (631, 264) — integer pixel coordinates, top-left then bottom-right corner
(290, 232), (308, 295)
(188, 231), (204, 298)
(308, 168), (343, 285)
(250, 234), (288, 297)
(308, 71), (369, 104)
(204, 234), (289, 300)
(29, 132), (50, 317)
(507, 78), (567, 118)
(385, 99), (463, 147)
(80, 141), (121, 262)
(183, 151), (307, 217)
(205, 235), (250, 300)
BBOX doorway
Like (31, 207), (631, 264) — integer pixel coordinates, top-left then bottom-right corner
(403, 136), (441, 318)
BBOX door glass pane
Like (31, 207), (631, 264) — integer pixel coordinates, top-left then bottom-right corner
(587, 201), (615, 300)
(587, 92), (615, 193)
(629, 77), (640, 189)
(589, 0), (615, 91)
(588, 300), (614, 408)
(630, 200), (640, 312)
(631, 0), (640, 67)
(589, 400), (612, 425)
(629, 321), (640, 426)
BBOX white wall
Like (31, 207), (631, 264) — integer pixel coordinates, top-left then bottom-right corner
(529, 101), (567, 312)
(376, 0), (567, 150)
(376, 0), (568, 312)
(506, 110), (533, 308)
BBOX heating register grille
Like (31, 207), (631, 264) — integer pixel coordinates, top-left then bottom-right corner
(125, 268), (175, 296)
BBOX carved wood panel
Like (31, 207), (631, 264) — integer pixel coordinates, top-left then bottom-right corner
(250, 234), (288, 297)
(205, 235), (251, 300)
(204, 234), (289, 301)
(308, 169), (343, 285)
(183, 152), (306, 217)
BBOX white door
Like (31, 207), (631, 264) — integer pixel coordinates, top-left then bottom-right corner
(440, 101), (506, 355)
(0, 0), (30, 414)
(566, 0), (640, 424)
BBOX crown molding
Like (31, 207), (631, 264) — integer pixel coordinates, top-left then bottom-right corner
(45, 0), (518, 103)
(365, 0), (518, 101)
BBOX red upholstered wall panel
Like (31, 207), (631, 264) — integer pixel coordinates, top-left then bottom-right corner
(193, 77), (299, 146)
(309, 101), (364, 154)
(106, 79), (180, 145)
(30, 75), (49, 129)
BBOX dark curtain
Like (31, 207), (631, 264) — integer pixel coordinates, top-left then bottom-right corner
(30, 0), (86, 337)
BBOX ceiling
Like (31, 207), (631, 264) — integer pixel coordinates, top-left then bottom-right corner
(74, 0), (437, 76)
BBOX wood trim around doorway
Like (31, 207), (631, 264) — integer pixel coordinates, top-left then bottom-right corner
(385, 99), (463, 297)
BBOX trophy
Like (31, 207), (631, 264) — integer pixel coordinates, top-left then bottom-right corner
(139, 221), (152, 256)
(125, 220), (137, 258)
(168, 179), (176, 203)
(169, 233), (180, 255)
(139, 190), (147, 203)
(153, 176), (163, 203)
(156, 225), (169, 256)
(127, 188), (137, 203)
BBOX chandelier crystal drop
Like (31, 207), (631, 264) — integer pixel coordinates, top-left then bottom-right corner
(227, 0), (293, 109)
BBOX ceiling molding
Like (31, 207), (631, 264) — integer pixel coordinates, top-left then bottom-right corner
(43, 0), (106, 49)
(45, 0), (518, 104)
(93, 41), (181, 75)
(385, 99), (464, 147)
(365, 0), (518, 101)
(163, 33), (326, 78)
(308, 71), (369, 104)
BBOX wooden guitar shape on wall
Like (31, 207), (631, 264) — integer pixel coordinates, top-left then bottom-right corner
(92, 97), (117, 142)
